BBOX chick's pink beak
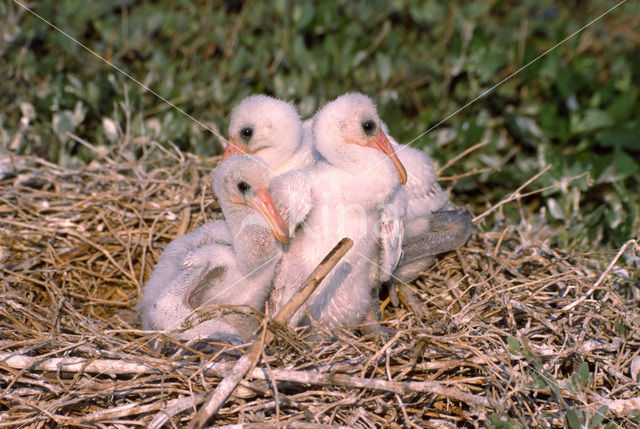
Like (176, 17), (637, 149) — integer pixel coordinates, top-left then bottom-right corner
(246, 188), (290, 244)
(368, 131), (408, 185)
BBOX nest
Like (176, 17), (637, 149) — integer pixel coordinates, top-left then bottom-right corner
(1, 139), (639, 428)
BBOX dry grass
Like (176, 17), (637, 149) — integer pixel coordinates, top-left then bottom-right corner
(1, 139), (639, 428)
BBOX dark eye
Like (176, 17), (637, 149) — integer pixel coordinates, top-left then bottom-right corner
(361, 120), (376, 135)
(237, 181), (251, 194)
(240, 127), (253, 141)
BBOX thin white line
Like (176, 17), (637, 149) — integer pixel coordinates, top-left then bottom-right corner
(11, 0), (237, 149)
(357, 0), (628, 179)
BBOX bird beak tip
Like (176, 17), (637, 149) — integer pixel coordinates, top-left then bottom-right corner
(372, 132), (407, 185)
(251, 188), (290, 244)
(222, 139), (246, 162)
(276, 231), (290, 244)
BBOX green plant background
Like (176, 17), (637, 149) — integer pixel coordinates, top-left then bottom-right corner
(1, 0), (639, 250)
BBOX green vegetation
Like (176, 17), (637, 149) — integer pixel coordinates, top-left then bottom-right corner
(505, 335), (624, 429)
(1, 0), (638, 249)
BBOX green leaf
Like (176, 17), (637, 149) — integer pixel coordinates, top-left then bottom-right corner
(595, 128), (640, 152)
(588, 405), (608, 429)
(583, 205), (604, 228)
(507, 336), (521, 355)
(578, 361), (590, 386)
(570, 109), (615, 134)
(556, 65), (574, 100)
(490, 413), (514, 429)
(52, 111), (76, 143)
(566, 408), (582, 429)
(590, 153), (614, 181)
(607, 91), (635, 122)
(613, 150), (640, 180)
(615, 320), (629, 337)
(467, 2), (491, 18)
(292, 2), (315, 28)
(564, 377), (577, 394)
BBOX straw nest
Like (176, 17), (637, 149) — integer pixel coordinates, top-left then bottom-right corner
(1, 138), (639, 428)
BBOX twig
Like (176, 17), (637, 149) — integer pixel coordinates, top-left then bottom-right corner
(0, 353), (156, 375)
(517, 171), (588, 199)
(562, 238), (639, 311)
(436, 140), (489, 177)
(360, 330), (404, 378)
(592, 238), (639, 289)
(8, 107), (32, 151)
(67, 395), (207, 425)
(438, 167), (499, 182)
(70, 231), (140, 285)
(244, 366), (491, 407)
(0, 351), (491, 408)
(149, 394), (207, 428)
(187, 238), (354, 429)
(261, 349), (282, 428)
(473, 165), (551, 224)
(386, 348), (419, 429)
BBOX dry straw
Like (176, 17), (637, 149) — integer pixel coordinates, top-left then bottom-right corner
(1, 137), (639, 427)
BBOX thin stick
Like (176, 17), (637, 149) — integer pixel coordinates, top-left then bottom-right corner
(0, 353), (155, 375)
(187, 238), (354, 429)
(0, 352), (491, 408)
(436, 140), (489, 177)
(473, 165), (551, 224)
(592, 238), (639, 289)
(246, 366), (491, 407)
(386, 348), (419, 429)
(562, 238), (639, 311)
(66, 395), (205, 425)
(439, 167), (499, 182)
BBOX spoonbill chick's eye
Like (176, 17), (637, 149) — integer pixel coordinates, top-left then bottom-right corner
(361, 120), (376, 136)
(240, 127), (253, 141)
(237, 181), (251, 194)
